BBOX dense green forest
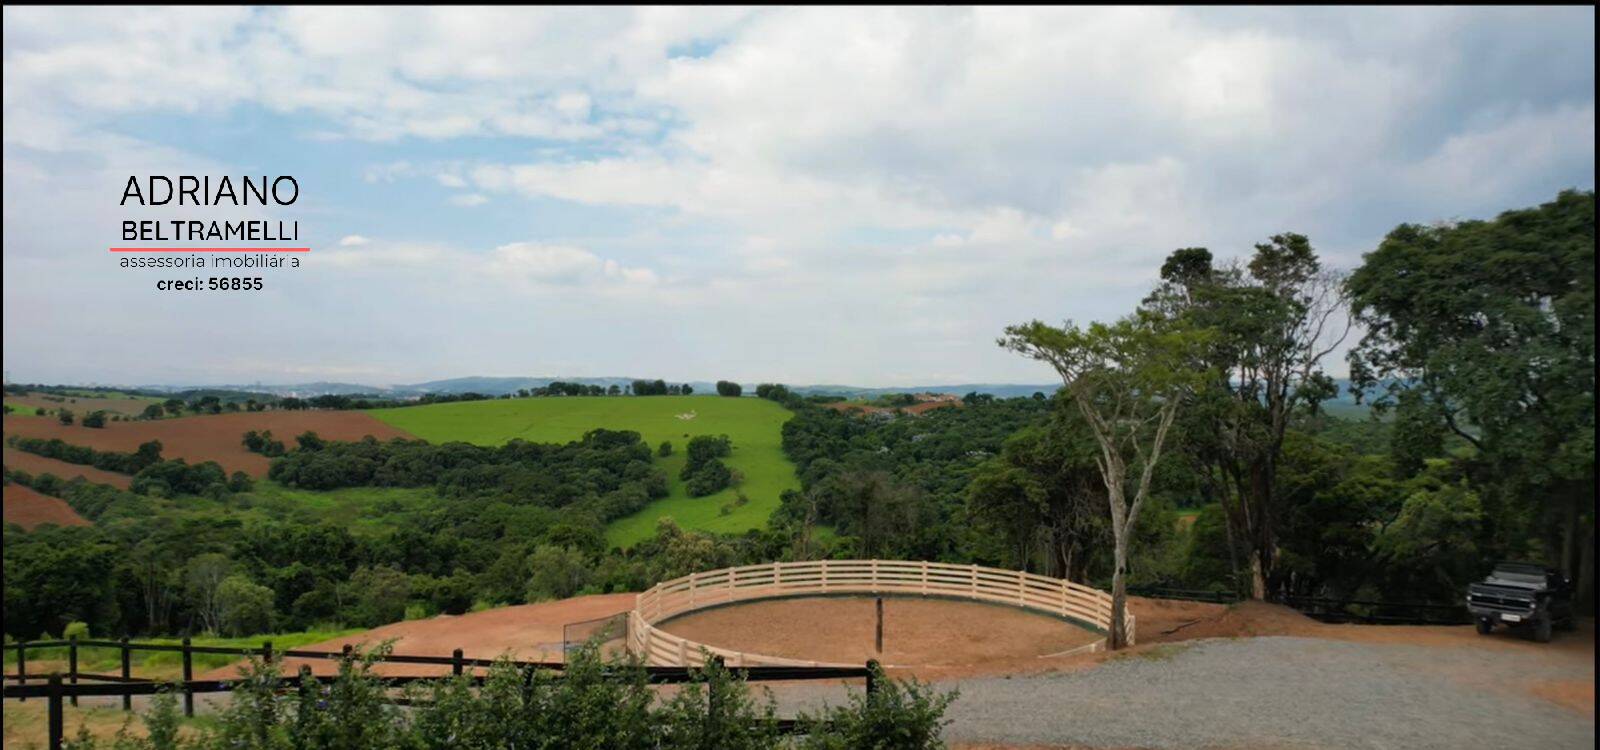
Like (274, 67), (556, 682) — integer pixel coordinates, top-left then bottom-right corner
(3, 190), (1591, 642)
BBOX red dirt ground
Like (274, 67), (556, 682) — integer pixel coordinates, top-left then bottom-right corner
(202, 593), (638, 679)
(3, 483), (90, 530)
(204, 591), (1596, 719)
(3, 446), (133, 488)
(659, 597), (1102, 668)
(2, 412), (413, 478)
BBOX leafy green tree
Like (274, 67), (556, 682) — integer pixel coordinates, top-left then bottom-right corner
(344, 565), (410, 627)
(1347, 189), (1594, 602)
(141, 403), (164, 420)
(81, 410), (107, 428)
(716, 380), (743, 397)
(967, 404), (1106, 579)
(1144, 237), (1349, 599)
(184, 553), (232, 634)
(216, 574), (275, 636)
(525, 545), (592, 601)
(1002, 313), (1207, 648)
(685, 458), (734, 497)
(57, 408), (74, 426)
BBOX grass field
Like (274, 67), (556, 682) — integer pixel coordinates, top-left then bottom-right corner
(366, 396), (800, 547)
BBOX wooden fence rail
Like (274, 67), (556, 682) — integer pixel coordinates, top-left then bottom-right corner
(4, 637), (875, 750)
(630, 559), (1134, 666)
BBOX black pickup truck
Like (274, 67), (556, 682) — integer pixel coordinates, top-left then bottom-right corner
(1465, 562), (1575, 642)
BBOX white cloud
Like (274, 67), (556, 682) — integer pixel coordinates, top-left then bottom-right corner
(339, 234), (371, 247)
(448, 193), (489, 207)
(2, 6), (1593, 385)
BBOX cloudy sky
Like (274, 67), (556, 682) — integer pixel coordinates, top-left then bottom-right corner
(3, 6), (1594, 387)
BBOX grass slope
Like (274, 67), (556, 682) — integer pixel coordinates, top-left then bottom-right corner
(366, 396), (800, 547)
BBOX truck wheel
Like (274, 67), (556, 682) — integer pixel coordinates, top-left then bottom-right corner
(1533, 614), (1552, 643)
(1475, 618), (1493, 635)
(1556, 616), (1576, 632)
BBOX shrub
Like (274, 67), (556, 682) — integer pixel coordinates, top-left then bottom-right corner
(685, 458), (733, 497)
(55, 648), (956, 749)
(62, 621), (90, 641)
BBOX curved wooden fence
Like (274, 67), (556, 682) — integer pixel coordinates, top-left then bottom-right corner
(628, 560), (1134, 666)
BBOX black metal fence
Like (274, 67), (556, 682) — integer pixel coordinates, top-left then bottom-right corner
(3, 637), (877, 750)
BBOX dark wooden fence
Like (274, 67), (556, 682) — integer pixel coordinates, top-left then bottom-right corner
(3, 637), (877, 750)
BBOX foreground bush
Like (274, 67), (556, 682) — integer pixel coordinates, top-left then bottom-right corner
(64, 644), (954, 750)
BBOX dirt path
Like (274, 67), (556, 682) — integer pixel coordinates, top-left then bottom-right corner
(200, 593), (637, 679)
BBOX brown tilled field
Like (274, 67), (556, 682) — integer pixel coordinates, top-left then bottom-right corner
(2, 446), (133, 488)
(3, 391), (159, 417)
(2, 412), (413, 477)
(2, 482), (90, 529)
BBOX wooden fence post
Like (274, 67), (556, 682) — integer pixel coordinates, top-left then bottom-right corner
(875, 597), (884, 654)
(17, 643), (26, 702)
(452, 648), (464, 677)
(67, 636), (78, 707)
(865, 660), (879, 697)
(263, 640), (273, 665)
(120, 637), (132, 710)
(48, 673), (64, 750)
(181, 637), (194, 717)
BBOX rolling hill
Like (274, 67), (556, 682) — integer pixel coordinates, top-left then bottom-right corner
(365, 396), (801, 547)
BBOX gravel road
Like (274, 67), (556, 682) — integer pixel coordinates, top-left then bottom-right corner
(928, 636), (1594, 749)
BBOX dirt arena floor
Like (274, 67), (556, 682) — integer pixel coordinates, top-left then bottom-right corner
(2, 482), (89, 529)
(658, 596), (1104, 668)
(2, 411), (413, 477)
(3, 446), (133, 488)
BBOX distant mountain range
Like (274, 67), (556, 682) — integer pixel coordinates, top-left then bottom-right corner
(110, 375), (1371, 412)
(122, 377), (1063, 400)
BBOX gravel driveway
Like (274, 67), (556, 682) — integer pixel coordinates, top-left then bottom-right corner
(929, 636), (1593, 749)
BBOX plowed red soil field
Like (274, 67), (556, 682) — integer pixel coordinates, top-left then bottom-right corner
(3, 483), (90, 529)
(4, 391), (159, 417)
(2, 446), (133, 488)
(2, 412), (413, 477)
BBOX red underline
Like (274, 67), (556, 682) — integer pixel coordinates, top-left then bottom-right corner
(109, 247), (311, 253)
